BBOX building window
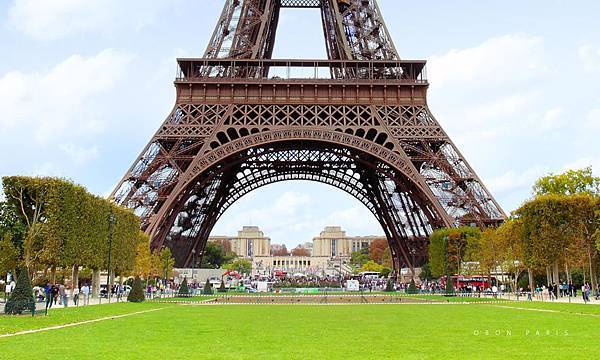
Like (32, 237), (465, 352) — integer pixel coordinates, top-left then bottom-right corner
(331, 239), (337, 257)
(273, 260), (276, 266)
(247, 240), (253, 257)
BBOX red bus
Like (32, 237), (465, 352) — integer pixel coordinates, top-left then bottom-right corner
(442, 275), (496, 289)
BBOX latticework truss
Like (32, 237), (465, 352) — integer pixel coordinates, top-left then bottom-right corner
(111, 1), (505, 270)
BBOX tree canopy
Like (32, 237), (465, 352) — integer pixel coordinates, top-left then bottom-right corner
(1, 176), (141, 276)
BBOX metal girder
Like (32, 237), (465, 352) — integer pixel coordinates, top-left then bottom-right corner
(110, 0), (506, 271)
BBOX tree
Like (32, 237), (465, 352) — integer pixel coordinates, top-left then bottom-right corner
(419, 263), (432, 280)
(127, 276), (145, 302)
(158, 247), (175, 280)
(369, 239), (389, 264)
(178, 277), (190, 297)
(0, 234), (20, 277)
(4, 268), (35, 315)
(203, 278), (213, 295)
(516, 194), (572, 285)
(222, 258), (252, 274)
(359, 260), (384, 273)
(385, 278), (394, 292)
(291, 246), (311, 257)
(350, 248), (370, 268)
(201, 241), (234, 269)
(533, 167), (599, 197)
(407, 279), (418, 294)
(218, 280), (226, 293)
(133, 234), (155, 279)
(271, 244), (289, 256)
(428, 227), (481, 278)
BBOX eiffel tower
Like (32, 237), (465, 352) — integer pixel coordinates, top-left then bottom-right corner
(111, 0), (505, 270)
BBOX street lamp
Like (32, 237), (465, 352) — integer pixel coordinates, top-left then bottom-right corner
(106, 212), (116, 303)
(163, 246), (169, 294)
(191, 248), (196, 283)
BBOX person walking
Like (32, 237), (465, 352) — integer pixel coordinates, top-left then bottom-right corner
(81, 284), (90, 305)
(44, 283), (53, 312)
(72, 286), (80, 306)
(59, 284), (68, 307)
(51, 284), (59, 306)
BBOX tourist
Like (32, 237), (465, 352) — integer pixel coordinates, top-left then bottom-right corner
(45, 283), (53, 311)
(59, 284), (68, 307)
(73, 286), (80, 306)
(51, 284), (59, 305)
(582, 284), (589, 303)
(81, 284), (90, 305)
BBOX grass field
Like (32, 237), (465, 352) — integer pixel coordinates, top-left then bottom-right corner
(1, 300), (599, 359)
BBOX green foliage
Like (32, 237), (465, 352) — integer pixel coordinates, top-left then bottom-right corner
(127, 276), (145, 303)
(407, 279), (418, 294)
(385, 278), (394, 292)
(419, 263), (432, 280)
(201, 242), (235, 269)
(359, 260), (384, 273)
(445, 273), (454, 295)
(516, 194), (572, 269)
(533, 167), (599, 196)
(218, 280), (226, 293)
(203, 278), (213, 295)
(0, 233), (20, 276)
(159, 247), (175, 279)
(428, 227), (481, 277)
(380, 267), (392, 278)
(178, 277), (190, 297)
(1, 176), (140, 275)
(4, 268), (35, 315)
(222, 258), (252, 274)
(350, 248), (370, 268)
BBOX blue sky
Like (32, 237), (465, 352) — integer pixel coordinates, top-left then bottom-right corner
(0, 0), (599, 247)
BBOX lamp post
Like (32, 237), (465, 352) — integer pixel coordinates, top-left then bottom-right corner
(163, 247), (169, 295)
(106, 212), (116, 303)
(191, 248), (196, 283)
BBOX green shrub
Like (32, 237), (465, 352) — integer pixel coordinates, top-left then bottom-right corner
(385, 278), (394, 292)
(407, 279), (418, 294)
(127, 276), (145, 302)
(4, 268), (35, 315)
(218, 280), (226, 293)
(445, 274), (455, 296)
(178, 277), (190, 297)
(203, 279), (213, 295)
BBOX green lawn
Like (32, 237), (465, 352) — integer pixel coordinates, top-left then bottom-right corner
(1, 301), (599, 359)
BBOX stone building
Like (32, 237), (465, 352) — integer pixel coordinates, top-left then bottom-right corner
(208, 226), (270, 258)
(312, 226), (384, 258)
(209, 225), (385, 275)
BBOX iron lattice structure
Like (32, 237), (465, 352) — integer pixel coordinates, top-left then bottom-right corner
(111, 0), (505, 270)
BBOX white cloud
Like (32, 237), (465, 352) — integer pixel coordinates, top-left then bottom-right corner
(8, 0), (173, 40)
(579, 45), (600, 72)
(59, 143), (99, 165)
(485, 165), (549, 195)
(0, 49), (132, 144)
(428, 34), (545, 89)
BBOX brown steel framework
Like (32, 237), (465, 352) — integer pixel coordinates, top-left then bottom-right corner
(111, 0), (505, 271)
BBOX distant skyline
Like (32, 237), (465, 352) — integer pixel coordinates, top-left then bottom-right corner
(1, 1), (599, 247)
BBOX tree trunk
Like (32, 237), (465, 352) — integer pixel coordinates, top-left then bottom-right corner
(552, 259), (560, 285)
(564, 261), (571, 283)
(72, 266), (79, 289)
(51, 265), (56, 284)
(546, 266), (551, 285)
(588, 248), (597, 292)
(528, 268), (535, 291)
(91, 269), (101, 298)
